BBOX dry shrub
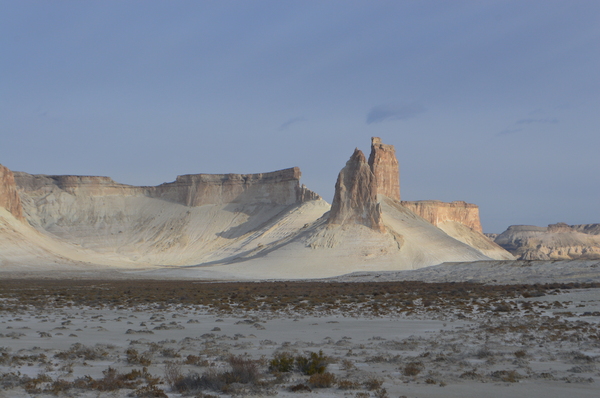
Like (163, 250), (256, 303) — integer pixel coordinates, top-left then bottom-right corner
(289, 383), (311, 392)
(338, 379), (360, 389)
(308, 372), (335, 388)
(185, 355), (209, 366)
(164, 361), (182, 388)
(173, 355), (260, 393)
(363, 376), (383, 390)
(490, 370), (521, 383)
(374, 388), (389, 398)
(131, 384), (168, 398)
(127, 348), (152, 366)
(340, 358), (356, 370)
(514, 349), (527, 358)
(402, 362), (423, 376)
(227, 354), (260, 384)
(55, 343), (108, 361)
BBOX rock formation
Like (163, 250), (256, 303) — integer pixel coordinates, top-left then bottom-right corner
(14, 167), (320, 207)
(151, 167), (319, 206)
(328, 149), (385, 232)
(368, 137), (400, 201)
(1, 137), (517, 278)
(401, 200), (483, 233)
(0, 164), (24, 221)
(494, 223), (600, 260)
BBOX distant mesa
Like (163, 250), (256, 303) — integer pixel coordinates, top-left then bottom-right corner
(493, 222), (600, 260)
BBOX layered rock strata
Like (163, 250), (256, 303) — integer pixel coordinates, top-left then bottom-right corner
(328, 149), (385, 232)
(368, 137), (400, 201)
(0, 164), (24, 221)
(401, 200), (483, 233)
(14, 167), (319, 207)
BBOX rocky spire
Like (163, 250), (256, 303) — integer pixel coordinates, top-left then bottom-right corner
(328, 148), (385, 232)
(0, 164), (25, 221)
(368, 137), (400, 201)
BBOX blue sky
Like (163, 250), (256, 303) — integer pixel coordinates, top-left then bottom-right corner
(1, 0), (599, 232)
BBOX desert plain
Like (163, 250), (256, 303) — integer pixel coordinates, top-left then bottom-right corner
(1, 279), (599, 398)
(2, 138), (600, 397)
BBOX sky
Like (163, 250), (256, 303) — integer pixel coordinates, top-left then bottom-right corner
(1, 0), (599, 233)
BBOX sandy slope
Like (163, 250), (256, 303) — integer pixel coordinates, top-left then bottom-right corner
(3, 182), (517, 279)
(0, 208), (147, 270)
(138, 197), (506, 280)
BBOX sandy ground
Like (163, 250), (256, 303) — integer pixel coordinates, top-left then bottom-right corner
(1, 282), (599, 398)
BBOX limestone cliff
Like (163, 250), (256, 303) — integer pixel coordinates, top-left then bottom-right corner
(328, 149), (385, 232)
(15, 167), (319, 207)
(0, 164), (24, 221)
(152, 167), (318, 206)
(401, 200), (483, 233)
(368, 137), (400, 201)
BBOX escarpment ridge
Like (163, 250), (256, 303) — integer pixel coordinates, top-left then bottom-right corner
(1, 138), (517, 279)
(14, 166), (319, 207)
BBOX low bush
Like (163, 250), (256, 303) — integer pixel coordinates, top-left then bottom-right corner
(308, 372), (335, 388)
(296, 351), (328, 375)
(402, 362), (423, 376)
(269, 352), (295, 373)
(363, 376), (383, 390)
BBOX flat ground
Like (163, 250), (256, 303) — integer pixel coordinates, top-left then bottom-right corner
(1, 280), (599, 397)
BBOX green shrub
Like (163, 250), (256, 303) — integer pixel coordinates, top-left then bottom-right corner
(296, 351), (328, 375)
(269, 352), (295, 373)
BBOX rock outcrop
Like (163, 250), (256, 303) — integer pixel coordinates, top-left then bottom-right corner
(0, 164), (24, 221)
(401, 200), (483, 233)
(494, 223), (600, 260)
(14, 167), (320, 207)
(328, 149), (385, 232)
(368, 137), (400, 201)
(151, 167), (319, 206)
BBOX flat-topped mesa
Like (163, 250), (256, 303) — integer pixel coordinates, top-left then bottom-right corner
(368, 137), (400, 201)
(401, 200), (483, 233)
(152, 167), (320, 206)
(14, 167), (319, 207)
(0, 164), (25, 221)
(328, 148), (385, 232)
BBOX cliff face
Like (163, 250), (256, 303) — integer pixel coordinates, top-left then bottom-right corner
(401, 200), (483, 233)
(14, 167), (319, 207)
(152, 167), (318, 206)
(0, 164), (25, 221)
(368, 137), (400, 201)
(328, 149), (385, 232)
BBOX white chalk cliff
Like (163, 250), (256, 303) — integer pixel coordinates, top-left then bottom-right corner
(1, 138), (514, 278)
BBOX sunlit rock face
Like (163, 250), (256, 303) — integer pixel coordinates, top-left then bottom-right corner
(368, 137), (400, 201)
(328, 148), (385, 232)
(0, 164), (24, 221)
(401, 200), (483, 233)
